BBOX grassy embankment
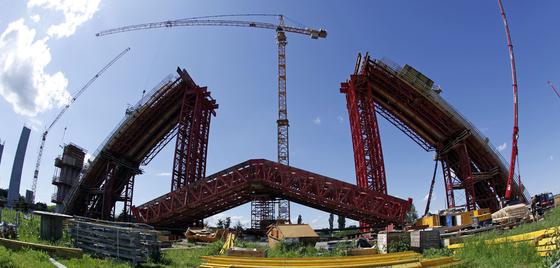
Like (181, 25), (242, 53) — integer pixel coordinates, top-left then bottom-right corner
(424, 206), (560, 267)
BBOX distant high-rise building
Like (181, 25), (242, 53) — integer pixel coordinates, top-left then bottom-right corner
(0, 140), (4, 169)
(7, 126), (31, 207)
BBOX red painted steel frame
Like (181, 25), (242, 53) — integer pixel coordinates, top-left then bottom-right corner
(339, 53), (529, 212)
(64, 68), (218, 219)
(340, 74), (387, 194)
(133, 159), (411, 229)
(171, 85), (216, 191)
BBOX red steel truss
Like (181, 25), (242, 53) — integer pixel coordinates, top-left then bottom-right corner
(345, 53), (529, 211)
(340, 58), (387, 194)
(63, 68), (217, 219)
(132, 159), (411, 229)
(171, 82), (217, 191)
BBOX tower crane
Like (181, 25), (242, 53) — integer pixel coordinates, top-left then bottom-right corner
(498, 0), (523, 201)
(548, 81), (560, 100)
(96, 14), (326, 227)
(30, 48), (130, 203)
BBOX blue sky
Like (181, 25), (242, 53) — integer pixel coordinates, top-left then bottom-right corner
(0, 1), (558, 228)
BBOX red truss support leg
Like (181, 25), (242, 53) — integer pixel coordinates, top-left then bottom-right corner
(120, 175), (135, 221)
(171, 86), (217, 191)
(341, 76), (387, 194)
(440, 144), (476, 211)
(441, 157), (456, 209)
(457, 144), (476, 211)
(98, 161), (118, 219)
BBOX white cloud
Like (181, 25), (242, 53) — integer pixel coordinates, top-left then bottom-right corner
(84, 152), (93, 162)
(27, 0), (101, 38)
(550, 155), (554, 161)
(205, 213), (250, 228)
(26, 117), (44, 131)
(0, 19), (70, 116)
(337, 115), (344, 123)
(497, 142), (507, 152)
(30, 14), (41, 22)
(0, 0), (101, 116)
(155, 172), (171, 177)
(423, 193), (436, 202)
(313, 117), (321, 125)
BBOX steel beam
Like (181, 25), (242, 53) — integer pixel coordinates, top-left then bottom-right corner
(133, 159), (411, 229)
(171, 85), (217, 191)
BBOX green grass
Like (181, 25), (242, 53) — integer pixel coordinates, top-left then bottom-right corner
(430, 207), (560, 267)
(457, 233), (542, 267)
(267, 241), (348, 258)
(150, 241), (224, 267)
(0, 208), (73, 247)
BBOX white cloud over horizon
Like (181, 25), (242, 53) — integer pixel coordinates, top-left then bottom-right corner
(0, 19), (70, 117)
(0, 0), (101, 117)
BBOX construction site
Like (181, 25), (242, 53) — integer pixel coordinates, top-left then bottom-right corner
(0, 1), (559, 268)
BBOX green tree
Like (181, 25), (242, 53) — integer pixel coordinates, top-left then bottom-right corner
(224, 217), (231, 229)
(297, 214), (303, 224)
(33, 202), (48, 211)
(216, 219), (224, 229)
(338, 215), (346, 229)
(328, 213), (334, 230)
(406, 204), (419, 224)
(234, 221), (243, 232)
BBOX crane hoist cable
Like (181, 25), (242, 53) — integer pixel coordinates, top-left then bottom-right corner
(548, 81), (560, 100)
(30, 47), (130, 203)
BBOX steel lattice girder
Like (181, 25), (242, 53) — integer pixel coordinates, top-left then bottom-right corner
(132, 159), (411, 229)
(341, 75), (388, 194)
(171, 84), (217, 191)
(344, 54), (529, 211)
(64, 68), (217, 218)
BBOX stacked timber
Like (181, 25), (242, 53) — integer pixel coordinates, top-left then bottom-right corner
(491, 204), (530, 224)
(69, 217), (160, 264)
(410, 230), (441, 252)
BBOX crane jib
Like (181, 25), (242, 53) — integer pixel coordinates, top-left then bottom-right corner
(96, 19), (326, 39)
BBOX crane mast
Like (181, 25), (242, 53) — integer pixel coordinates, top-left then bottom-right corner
(30, 48), (130, 203)
(276, 16), (290, 221)
(498, 0), (521, 201)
